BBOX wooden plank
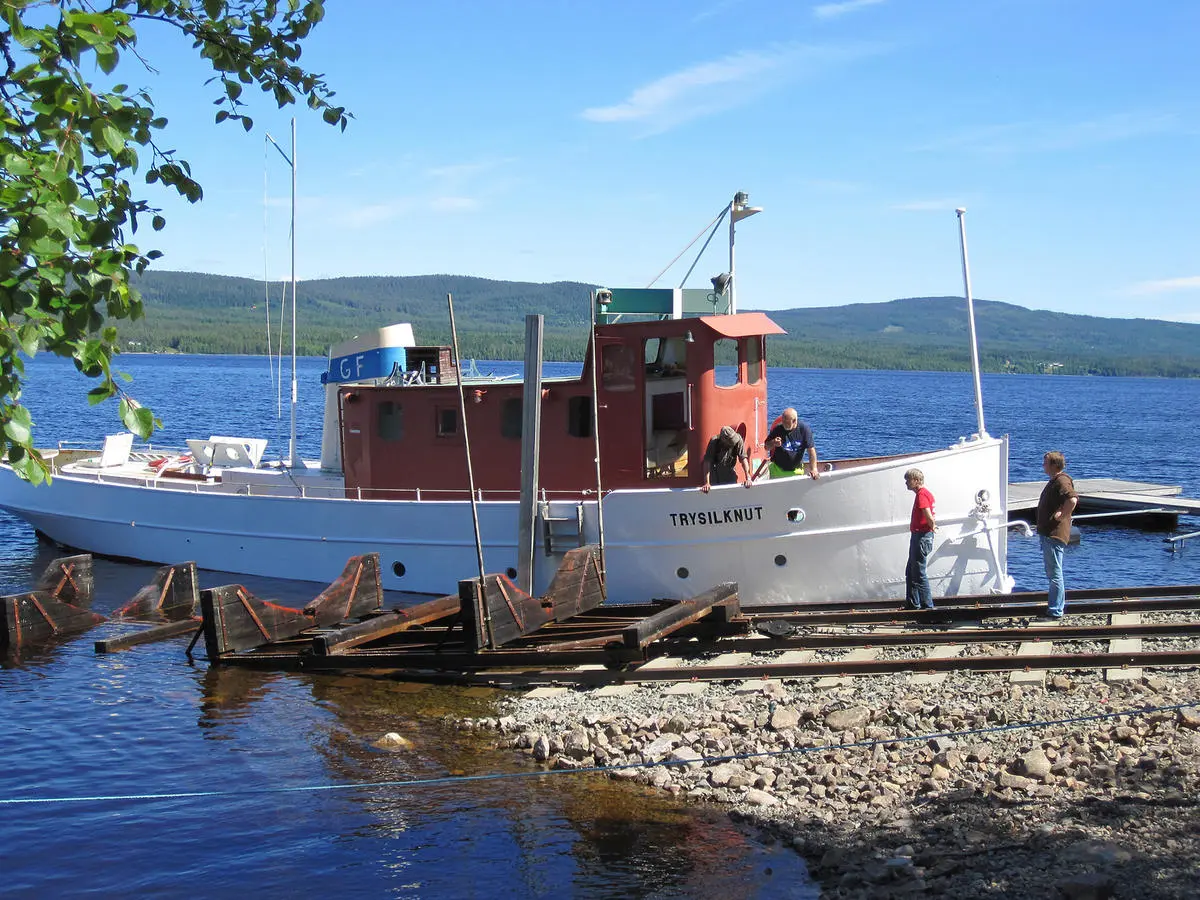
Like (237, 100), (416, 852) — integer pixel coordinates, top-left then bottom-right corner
(201, 585), (314, 657)
(303, 553), (383, 625)
(314, 594), (460, 655)
(114, 562), (199, 620)
(1107, 613), (1143, 682)
(620, 583), (739, 650)
(95, 619), (200, 654)
(1, 592), (106, 649)
(815, 648), (880, 688)
(34, 555), (93, 607)
(1010, 641), (1049, 685)
(540, 544), (606, 619)
(461, 545), (608, 650)
(910, 644), (965, 685)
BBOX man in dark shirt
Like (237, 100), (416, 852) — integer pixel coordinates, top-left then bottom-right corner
(1036, 450), (1078, 619)
(701, 425), (751, 492)
(764, 407), (819, 479)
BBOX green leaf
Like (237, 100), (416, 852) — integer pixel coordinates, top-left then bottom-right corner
(17, 323), (41, 356)
(87, 384), (115, 405)
(100, 123), (125, 156)
(3, 405), (33, 446)
(119, 398), (155, 439)
(10, 452), (48, 486)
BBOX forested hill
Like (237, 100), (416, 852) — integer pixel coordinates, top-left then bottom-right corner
(120, 271), (1200, 376)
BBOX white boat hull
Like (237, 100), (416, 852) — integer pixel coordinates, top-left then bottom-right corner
(0, 436), (1010, 607)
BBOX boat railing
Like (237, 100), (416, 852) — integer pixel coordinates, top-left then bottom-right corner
(74, 468), (605, 504)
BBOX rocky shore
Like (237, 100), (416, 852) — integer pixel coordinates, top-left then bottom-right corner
(461, 669), (1200, 897)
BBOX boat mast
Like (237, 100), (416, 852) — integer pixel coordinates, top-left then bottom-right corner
(955, 208), (988, 438)
(266, 118), (299, 467)
(728, 191), (762, 314)
(288, 118), (299, 467)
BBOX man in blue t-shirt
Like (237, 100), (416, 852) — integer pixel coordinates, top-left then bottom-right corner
(764, 407), (819, 479)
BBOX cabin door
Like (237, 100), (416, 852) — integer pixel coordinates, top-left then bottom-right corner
(642, 336), (690, 479)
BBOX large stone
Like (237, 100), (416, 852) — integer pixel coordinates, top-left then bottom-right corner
(1018, 747), (1052, 780)
(770, 706), (801, 731)
(533, 734), (551, 762)
(664, 714), (691, 734)
(374, 732), (414, 750)
(1178, 708), (1200, 729)
(708, 762), (742, 787)
(745, 788), (778, 807)
(997, 771), (1032, 790)
(562, 728), (592, 760)
(824, 706), (870, 731)
(667, 746), (704, 768)
(642, 733), (682, 760)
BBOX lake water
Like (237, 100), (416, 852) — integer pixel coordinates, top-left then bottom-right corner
(2, 354), (1199, 897)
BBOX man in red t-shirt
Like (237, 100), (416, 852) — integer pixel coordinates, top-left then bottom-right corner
(904, 468), (937, 609)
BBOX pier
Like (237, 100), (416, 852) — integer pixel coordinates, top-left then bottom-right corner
(1009, 478), (1200, 528)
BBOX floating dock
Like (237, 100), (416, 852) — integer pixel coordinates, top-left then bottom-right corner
(1009, 478), (1200, 528)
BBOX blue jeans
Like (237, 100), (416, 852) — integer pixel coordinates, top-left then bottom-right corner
(1041, 534), (1067, 616)
(906, 531), (934, 609)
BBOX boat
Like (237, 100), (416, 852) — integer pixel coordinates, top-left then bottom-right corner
(0, 196), (1014, 607)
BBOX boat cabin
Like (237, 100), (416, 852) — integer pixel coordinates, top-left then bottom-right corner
(337, 289), (785, 498)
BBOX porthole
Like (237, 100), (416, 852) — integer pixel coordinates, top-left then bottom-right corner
(392, 562), (406, 577)
(774, 555), (787, 567)
(505, 567), (518, 579)
(787, 508), (806, 523)
(676, 567), (689, 579)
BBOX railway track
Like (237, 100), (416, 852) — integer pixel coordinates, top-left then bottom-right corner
(219, 584), (1200, 689)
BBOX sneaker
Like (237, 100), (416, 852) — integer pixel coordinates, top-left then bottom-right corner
(1034, 614), (1063, 624)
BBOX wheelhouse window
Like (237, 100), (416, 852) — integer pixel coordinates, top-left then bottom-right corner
(644, 335), (687, 378)
(567, 396), (592, 437)
(745, 336), (763, 385)
(601, 344), (636, 392)
(501, 398), (522, 440)
(436, 407), (459, 436)
(377, 401), (404, 442)
(713, 337), (740, 387)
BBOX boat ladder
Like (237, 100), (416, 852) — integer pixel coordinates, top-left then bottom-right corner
(540, 502), (584, 555)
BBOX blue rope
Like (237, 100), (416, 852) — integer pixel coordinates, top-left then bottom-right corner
(2, 699), (1195, 807)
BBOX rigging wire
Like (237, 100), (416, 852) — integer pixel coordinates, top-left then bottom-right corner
(676, 211), (727, 290)
(645, 203), (730, 288)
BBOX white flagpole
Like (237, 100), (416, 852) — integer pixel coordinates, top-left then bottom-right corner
(956, 208), (988, 438)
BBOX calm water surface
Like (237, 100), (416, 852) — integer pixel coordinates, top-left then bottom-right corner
(2, 355), (1199, 897)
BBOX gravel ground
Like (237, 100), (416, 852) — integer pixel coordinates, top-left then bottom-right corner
(461, 666), (1200, 898)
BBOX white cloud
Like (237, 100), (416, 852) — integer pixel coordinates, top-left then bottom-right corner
(581, 42), (887, 134)
(891, 198), (963, 212)
(814, 0), (886, 20)
(1128, 275), (1200, 296)
(332, 194), (478, 229)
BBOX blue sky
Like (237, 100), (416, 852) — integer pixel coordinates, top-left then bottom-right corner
(133, 1), (1199, 323)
